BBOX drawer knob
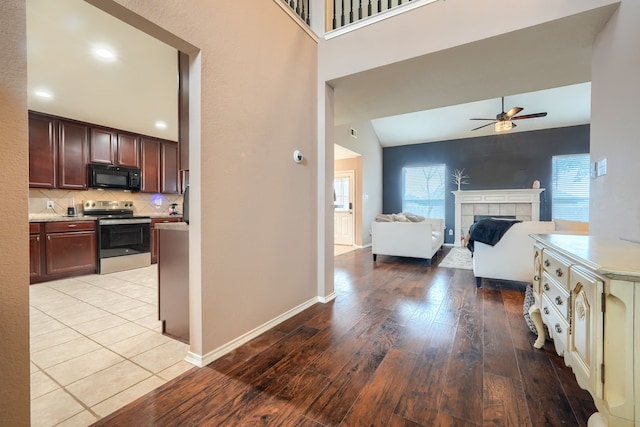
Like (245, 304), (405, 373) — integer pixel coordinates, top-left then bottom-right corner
(543, 307), (550, 315)
(555, 324), (563, 334)
(544, 259), (550, 267)
(555, 268), (563, 277)
(555, 296), (563, 306)
(534, 275), (540, 282)
(543, 283), (550, 291)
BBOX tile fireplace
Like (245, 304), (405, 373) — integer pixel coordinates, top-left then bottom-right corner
(453, 189), (545, 247)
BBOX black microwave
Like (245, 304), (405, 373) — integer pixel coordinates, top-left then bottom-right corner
(89, 163), (141, 191)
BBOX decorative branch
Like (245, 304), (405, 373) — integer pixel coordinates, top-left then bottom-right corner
(452, 169), (469, 190)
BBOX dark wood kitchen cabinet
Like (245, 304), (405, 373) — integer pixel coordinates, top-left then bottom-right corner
(141, 137), (180, 194)
(151, 217), (181, 264)
(28, 111), (89, 190)
(90, 128), (140, 168)
(29, 223), (43, 279)
(57, 121), (89, 189)
(161, 141), (180, 194)
(30, 220), (97, 284)
(29, 113), (57, 188)
(141, 137), (161, 193)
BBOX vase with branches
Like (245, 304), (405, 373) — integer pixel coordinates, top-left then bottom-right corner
(452, 169), (469, 191)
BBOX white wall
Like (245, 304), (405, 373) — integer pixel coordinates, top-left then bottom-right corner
(591, 1), (640, 240)
(320, 0), (620, 82)
(334, 122), (382, 247)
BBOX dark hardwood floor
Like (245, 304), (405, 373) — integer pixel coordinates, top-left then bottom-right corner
(93, 247), (596, 426)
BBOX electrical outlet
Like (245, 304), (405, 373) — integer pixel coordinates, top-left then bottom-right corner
(46, 200), (55, 209)
(448, 229), (453, 236)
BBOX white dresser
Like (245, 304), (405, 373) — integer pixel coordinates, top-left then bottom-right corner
(529, 234), (640, 427)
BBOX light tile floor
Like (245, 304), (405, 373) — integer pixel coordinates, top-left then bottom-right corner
(30, 265), (194, 427)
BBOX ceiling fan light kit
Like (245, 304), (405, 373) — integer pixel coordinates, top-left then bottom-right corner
(494, 120), (513, 132)
(471, 97), (548, 132)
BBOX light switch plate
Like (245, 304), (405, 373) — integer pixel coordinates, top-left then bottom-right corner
(597, 158), (607, 176)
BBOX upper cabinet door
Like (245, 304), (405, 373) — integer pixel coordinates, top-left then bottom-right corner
(58, 120), (89, 189)
(117, 133), (140, 168)
(141, 137), (160, 193)
(161, 141), (179, 194)
(89, 128), (116, 165)
(29, 113), (57, 188)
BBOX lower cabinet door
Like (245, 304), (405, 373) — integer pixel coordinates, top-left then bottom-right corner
(570, 266), (604, 397)
(45, 231), (97, 275)
(30, 234), (42, 278)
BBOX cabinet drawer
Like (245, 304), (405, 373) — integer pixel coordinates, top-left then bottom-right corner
(45, 221), (96, 233)
(541, 271), (570, 320)
(29, 222), (41, 234)
(541, 249), (570, 290)
(540, 293), (569, 355)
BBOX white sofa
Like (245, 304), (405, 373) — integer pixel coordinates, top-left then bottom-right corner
(472, 219), (589, 287)
(372, 218), (445, 265)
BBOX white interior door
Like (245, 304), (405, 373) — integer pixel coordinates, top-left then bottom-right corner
(334, 171), (354, 246)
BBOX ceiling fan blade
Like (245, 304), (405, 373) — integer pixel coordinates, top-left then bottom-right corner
(470, 118), (496, 121)
(471, 121), (496, 131)
(505, 107), (523, 119)
(511, 112), (548, 120)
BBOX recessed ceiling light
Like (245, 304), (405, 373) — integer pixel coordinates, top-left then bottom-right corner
(34, 89), (54, 99)
(92, 46), (117, 61)
(155, 121), (167, 129)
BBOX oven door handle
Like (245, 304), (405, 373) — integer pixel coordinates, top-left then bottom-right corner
(99, 218), (151, 226)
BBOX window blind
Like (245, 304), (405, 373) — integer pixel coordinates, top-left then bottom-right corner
(402, 164), (446, 219)
(552, 154), (590, 222)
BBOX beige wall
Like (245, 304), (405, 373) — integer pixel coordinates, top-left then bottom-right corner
(94, 1), (319, 355)
(334, 122), (383, 247)
(335, 157), (363, 246)
(590, 1), (640, 240)
(0, 2), (30, 425)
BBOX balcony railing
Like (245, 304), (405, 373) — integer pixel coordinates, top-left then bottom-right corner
(282, 0), (311, 26)
(329, 0), (420, 31)
(279, 0), (440, 36)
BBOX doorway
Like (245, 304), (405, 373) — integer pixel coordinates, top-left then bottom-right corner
(334, 170), (355, 247)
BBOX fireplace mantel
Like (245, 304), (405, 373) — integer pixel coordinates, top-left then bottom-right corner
(453, 189), (545, 247)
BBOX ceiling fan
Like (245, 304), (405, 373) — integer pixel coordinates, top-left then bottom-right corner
(470, 97), (547, 131)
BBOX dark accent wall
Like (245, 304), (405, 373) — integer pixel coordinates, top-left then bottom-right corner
(383, 125), (590, 243)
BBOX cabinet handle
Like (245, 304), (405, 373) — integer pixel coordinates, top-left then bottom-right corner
(544, 259), (550, 267)
(543, 307), (550, 315)
(36, 236), (40, 242)
(555, 324), (563, 334)
(534, 275), (540, 282)
(555, 268), (563, 277)
(47, 235), (50, 240)
(555, 296), (563, 306)
(543, 283), (550, 291)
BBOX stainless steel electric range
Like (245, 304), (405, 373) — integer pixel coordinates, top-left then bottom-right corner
(83, 200), (151, 274)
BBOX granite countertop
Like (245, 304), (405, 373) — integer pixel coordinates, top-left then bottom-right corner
(155, 222), (189, 231)
(29, 213), (182, 222)
(29, 214), (97, 222)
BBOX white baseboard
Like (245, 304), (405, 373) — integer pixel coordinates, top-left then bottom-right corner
(318, 291), (336, 303)
(184, 294), (333, 368)
(354, 243), (372, 249)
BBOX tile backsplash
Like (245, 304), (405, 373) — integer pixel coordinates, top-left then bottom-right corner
(29, 188), (184, 216)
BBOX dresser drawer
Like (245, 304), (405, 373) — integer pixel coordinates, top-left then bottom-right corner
(540, 293), (569, 355)
(541, 249), (570, 290)
(541, 271), (570, 320)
